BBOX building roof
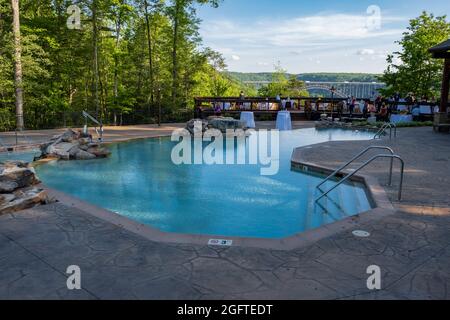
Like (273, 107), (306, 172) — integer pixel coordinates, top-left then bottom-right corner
(429, 39), (450, 58)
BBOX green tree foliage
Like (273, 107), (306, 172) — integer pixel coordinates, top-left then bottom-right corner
(258, 64), (308, 97)
(380, 12), (450, 98)
(0, 0), (250, 131)
(226, 72), (381, 83)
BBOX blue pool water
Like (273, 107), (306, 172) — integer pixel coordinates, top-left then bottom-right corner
(35, 128), (375, 239)
(0, 149), (40, 163)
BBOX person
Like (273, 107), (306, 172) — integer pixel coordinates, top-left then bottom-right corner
(375, 95), (382, 112)
(393, 92), (400, 110)
(286, 97), (292, 109)
(276, 93), (282, 110)
(363, 100), (369, 118)
(239, 91), (245, 100)
(405, 93), (415, 112)
(213, 102), (222, 116)
(378, 103), (388, 122)
(337, 101), (344, 118)
(349, 96), (355, 116)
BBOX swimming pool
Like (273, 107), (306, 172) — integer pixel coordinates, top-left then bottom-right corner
(0, 149), (40, 163)
(35, 128), (375, 239)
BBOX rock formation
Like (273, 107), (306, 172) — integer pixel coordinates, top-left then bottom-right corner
(0, 161), (49, 215)
(38, 129), (110, 160)
(186, 117), (247, 134)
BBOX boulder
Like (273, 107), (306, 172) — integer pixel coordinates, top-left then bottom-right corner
(0, 181), (19, 193)
(0, 162), (49, 215)
(208, 117), (246, 132)
(186, 119), (209, 135)
(0, 167), (39, 190)
(60, 129), (79, 142)
(46, 142), (77, 160)
(38, 129), (110, 161)
(87, 147), (111, 158)
(0, 193), (16, 204)
(74, 149), (96, 160)
(0, 187), (48, 215)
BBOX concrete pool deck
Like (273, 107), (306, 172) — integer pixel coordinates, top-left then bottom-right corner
(1, 123), (449, 299)
(0, 121), (315, 149)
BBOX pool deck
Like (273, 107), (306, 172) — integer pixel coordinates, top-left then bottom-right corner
(1, 123), (450, 300)
(0, 121), (314, 149)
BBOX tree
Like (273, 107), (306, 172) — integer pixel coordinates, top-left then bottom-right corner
(381, 12), (450, 98)
(167, 0), (220, 109)
(0, 0), (255, 131)
(11, 0), (24, 130)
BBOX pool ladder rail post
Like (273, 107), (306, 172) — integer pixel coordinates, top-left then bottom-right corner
(374, 122), (397, 140)
(316, 146), (396, 191)
(315, 154), (404, 202)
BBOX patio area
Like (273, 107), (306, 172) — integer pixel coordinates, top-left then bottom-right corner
(0, 124), (449, 300)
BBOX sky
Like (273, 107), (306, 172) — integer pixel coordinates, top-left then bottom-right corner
(196, 0), (450, 74)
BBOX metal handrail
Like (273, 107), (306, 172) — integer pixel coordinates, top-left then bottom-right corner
(317, 146), (395, 190)
(316, 154), (405, 202)
(82, 111), (103, 142)
(374, 122), (397, 140)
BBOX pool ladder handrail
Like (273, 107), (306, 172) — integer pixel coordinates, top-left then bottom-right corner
(316, 154), (405, 202)
(374, 122), (397, 140)
(317, 146), (396, 191)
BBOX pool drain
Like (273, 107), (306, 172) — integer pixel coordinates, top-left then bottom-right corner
(208, 239), (233, 246)
(352, 230), (371, 238)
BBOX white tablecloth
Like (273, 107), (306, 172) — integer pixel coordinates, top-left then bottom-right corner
(240, 112), (255, 128)
(419, 105), (432, 114)
(276, 111), (292, 131)
(390, 114), (413, 124)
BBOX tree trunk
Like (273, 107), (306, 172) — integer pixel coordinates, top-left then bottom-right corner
(92, 0), (100, 121)
(113, 14), (121, 126)
(144, 0), (154, 107)
(171, 0), (181, 109)
(11, 0), (24, 130)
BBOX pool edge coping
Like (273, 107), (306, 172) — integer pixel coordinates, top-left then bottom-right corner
(39, 141), (396, 251)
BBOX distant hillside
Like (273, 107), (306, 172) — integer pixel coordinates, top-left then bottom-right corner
(226, 72), (382, 83)
(298, 73), (382, 83)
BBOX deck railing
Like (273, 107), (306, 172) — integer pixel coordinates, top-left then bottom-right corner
(194, 96), (442, 119)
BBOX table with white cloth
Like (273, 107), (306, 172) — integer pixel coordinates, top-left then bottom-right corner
(397, 105), (408, 112)
(390, 114), (413, 124)
(240, 111), (255, 128)
(419, 105), (432, 115)
(276, 111), (292, 131)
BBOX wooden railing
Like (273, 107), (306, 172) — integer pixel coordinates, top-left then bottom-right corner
(194, 96), (443, 120)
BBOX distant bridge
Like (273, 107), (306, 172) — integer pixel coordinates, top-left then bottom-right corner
(243, 81), (386, 99)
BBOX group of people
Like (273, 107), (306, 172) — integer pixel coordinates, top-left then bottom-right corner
(206, 91), (439, 120)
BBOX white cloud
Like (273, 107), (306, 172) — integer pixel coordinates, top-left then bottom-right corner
(357, 49), (376, 55)
(200, 11), (406, 73)
(202, 13), (406, 46)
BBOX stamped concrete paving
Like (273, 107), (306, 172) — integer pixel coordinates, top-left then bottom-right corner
(1, 125), (449, 300)
(1, 202), (450, 300)
(299, 126), (450, 214)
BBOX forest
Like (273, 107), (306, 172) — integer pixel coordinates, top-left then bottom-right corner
(1, 2), (449, 132)
(0, 0), (253, 131)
